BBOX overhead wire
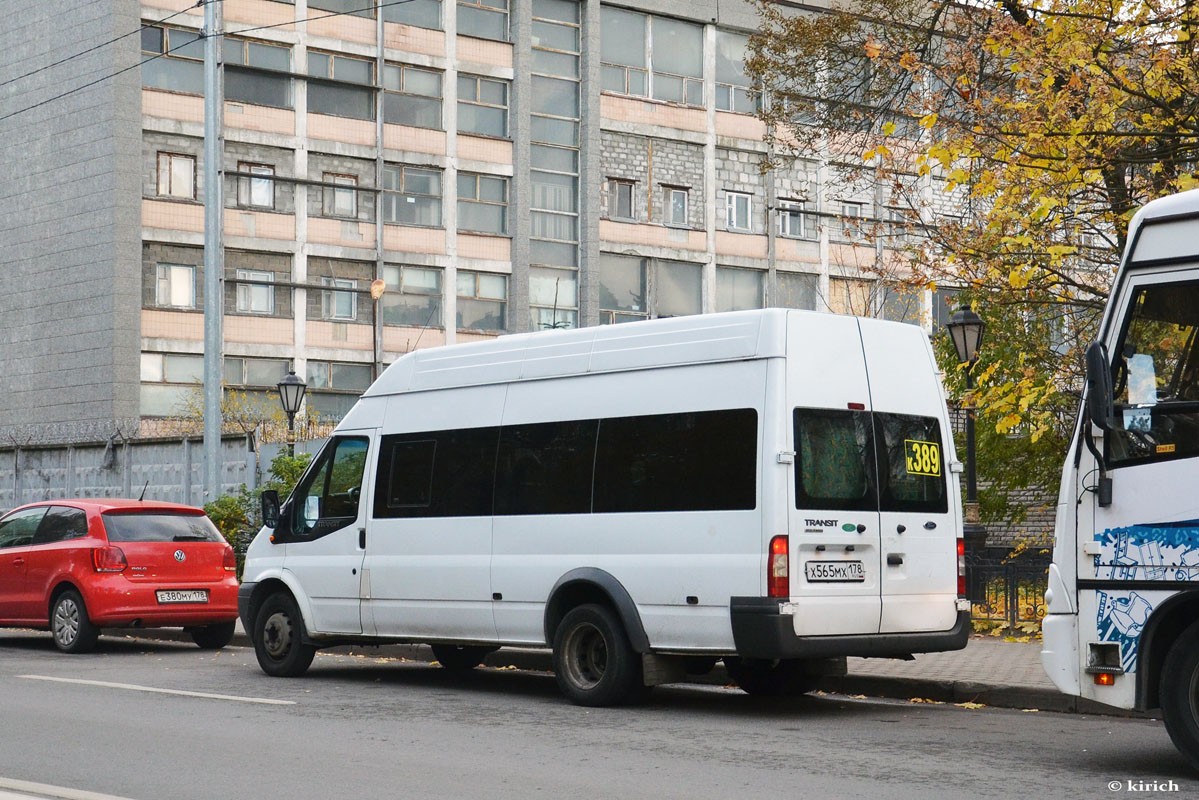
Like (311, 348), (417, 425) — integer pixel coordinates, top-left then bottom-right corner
(0, 0), (419, 125)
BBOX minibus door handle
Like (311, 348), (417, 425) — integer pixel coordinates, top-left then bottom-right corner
(887, 554), (904, 566)
(358, 527), (366, 550)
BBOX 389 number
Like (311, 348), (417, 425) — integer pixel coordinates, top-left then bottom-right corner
(904, 439), (941, 477)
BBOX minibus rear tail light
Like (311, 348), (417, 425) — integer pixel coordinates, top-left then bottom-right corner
(768, 535), (790, 598)
(93, 546), (128, 573)
(222, 544), (237, 573)
(957, 537), (966, 597)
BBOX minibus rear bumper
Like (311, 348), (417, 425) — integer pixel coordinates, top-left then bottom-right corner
(729, 597), (971, 659)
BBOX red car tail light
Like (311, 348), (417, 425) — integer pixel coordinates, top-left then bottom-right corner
(768, 535), (790, 598)
(222, 544), (237, 573)
(93, 545), (128, 573)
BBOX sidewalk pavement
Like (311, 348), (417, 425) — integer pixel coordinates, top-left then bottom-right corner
(110, 622), (1143, 717)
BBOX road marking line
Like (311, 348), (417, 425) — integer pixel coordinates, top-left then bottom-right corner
(0, 776), (138, 800)
(17, 675), (296, 706)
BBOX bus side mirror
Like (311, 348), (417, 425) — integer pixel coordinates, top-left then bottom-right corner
(1085, 341), (1115, 432)
(261, 490), (280, 529)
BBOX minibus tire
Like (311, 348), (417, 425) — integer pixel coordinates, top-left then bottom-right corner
(724, 656), (818, 697)
(188, 621), (236, 650)
(431, 644), (492, 671)
(253, 592), (317, 677)
(50, 590), (99, 654)
(1160, 622), (1199, 771)
(553, 604), (641, 706)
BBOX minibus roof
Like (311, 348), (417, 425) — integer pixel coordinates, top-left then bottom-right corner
(364, 308), (795, 396)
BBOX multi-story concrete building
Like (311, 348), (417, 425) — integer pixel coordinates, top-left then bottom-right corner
(1, 0), (952, 431)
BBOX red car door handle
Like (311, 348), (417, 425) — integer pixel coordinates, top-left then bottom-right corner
(12, 558), (24, 566)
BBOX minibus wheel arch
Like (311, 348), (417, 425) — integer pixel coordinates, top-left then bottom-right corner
(1137, 590), (1199, 710)
(543, 569), (650, 654)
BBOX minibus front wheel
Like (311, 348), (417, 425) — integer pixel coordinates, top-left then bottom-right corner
(253, 591), (317, 678)
(552, 603), (642, 706)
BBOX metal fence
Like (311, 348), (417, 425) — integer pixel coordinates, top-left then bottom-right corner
(965, 544), (1051, 629)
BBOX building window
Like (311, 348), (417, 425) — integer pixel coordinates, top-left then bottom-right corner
(458, 0), (508, 41)
(224, 357), (290, 387)
(383, 0), (442, 30)
(829, 276), (872, 316)
(225, 37), (292, 109)
(772, 271), (819, 311)
(599, 254), (701, 323)
(458, 173), (508, 235)
(307, 361), (373, 390)
(887, 207), (911, 247)
(381, 265), (442, 327)
(726, 191), (751, 231)
(309, 0), (374, 17)
(157, 152), (195, 200)
(155, 264), (196, 309)
(778, 199), (814, 239)
(141, 25), (204, 95)
(322, 277), (358, 321)
(323, 173), (358, 218)
(664, 186), (688, 227)
(383, 64), (442, 129)
(609, 179), (635, 220)
(457, 75), (509, 137)
(716, 267), (765, 312)
(600, 9), (702, 106)
(382, 165), (442, 227)
(457, 270), (507, 331)
(236, 163), (275, 209)
(141, 352), (204, 417)
(530, 266), (578, 330)
(715, 31), (759, 113)
(840, 202), (864, 239)
(307, 51), (375, 120)
(235, 270), (274, 314)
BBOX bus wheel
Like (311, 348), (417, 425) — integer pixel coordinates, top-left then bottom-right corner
(724, 657), (819, 696)
(553, 604), (641, 707)
(431, 644), (492, 671)
(1161, 622), (1199, 771)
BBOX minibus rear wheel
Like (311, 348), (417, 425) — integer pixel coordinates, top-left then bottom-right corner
(1160, 621), (1199, 771)
(253, 591), (317, 677)
(553, 603), (641, 706)
(724, 656), (819, 696)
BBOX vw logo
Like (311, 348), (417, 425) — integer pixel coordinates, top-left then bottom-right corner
(173, 550), (186, 562)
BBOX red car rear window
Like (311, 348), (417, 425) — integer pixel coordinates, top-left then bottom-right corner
(102, 512), (224, 543)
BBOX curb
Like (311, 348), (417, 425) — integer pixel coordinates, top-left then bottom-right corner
(109, 627), (1147, 718)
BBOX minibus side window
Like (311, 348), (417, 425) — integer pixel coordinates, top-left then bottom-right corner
(793, 408), (875, 511)
(374, 427), (499, 518)
(292, 437), (369, 537)
(593, 408), (758, 513)
(1108, 282), (1199, 467)
(495, 420), (598, 516)
(873, 412), (948, 514)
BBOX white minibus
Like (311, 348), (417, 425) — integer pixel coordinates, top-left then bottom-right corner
(240, 308), (970, 705)
(1042, 189), (1199, 768)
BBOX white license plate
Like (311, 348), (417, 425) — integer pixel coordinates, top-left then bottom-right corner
(805, 560), (865, 582)
(156, 590), (209, 604)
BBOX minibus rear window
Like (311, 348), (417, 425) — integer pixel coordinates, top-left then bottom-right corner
(793, 408), (875, 511)
(873, 412), (948, 514)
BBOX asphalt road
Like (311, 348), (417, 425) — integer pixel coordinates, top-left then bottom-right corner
(0, 630), (1195, 800)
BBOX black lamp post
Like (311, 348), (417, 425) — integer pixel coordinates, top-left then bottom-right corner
(946, 306), (986, 550)
(276, 370), (307, 456)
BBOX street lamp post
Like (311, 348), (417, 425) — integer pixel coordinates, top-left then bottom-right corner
(276, 371), (307, 457)
(946, 306), (987, 551)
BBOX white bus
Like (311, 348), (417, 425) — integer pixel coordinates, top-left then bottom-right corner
(240, 309), (970, 706)
(1042, 189), (1199, 768)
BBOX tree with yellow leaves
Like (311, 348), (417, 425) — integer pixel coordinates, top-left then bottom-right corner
(747, 0), (1199, 526)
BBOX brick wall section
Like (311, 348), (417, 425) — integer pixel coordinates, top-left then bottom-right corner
(0, 0), (142, 426)
(225, 251), (294, 319)
(142, 243), (205, 309)
(307, 258), (377, 325)
(143, 132), (204, 200)
(307, 152), (378, 222)
(716, 147), (767, 235)
(600, 132), (705, 228)
(224, 142), (297, 214)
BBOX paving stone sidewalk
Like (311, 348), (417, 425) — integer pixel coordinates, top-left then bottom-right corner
(113, 624), (1143, 717)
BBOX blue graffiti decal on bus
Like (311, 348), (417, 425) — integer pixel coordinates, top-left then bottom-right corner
(1093, 521), (1199, 582)
(1096, 591), (1156, 673)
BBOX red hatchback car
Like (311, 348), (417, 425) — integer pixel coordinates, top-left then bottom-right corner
(0, 500), (239, 653)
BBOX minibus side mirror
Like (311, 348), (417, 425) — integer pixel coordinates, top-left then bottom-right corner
(1085, 341), (1115, 432)
(261, 490), (280, 529)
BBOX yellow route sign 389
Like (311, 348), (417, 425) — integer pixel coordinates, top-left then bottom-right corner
(904, 439), (941, 477)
